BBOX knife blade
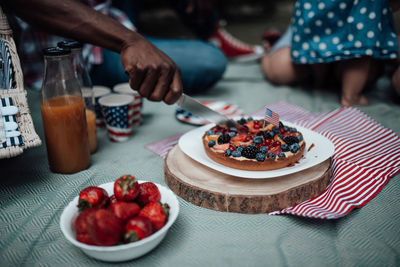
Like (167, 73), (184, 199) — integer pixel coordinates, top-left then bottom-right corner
(176, 93), (244, 130)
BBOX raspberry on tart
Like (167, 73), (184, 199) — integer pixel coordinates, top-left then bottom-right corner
(202, 118), (306, 171)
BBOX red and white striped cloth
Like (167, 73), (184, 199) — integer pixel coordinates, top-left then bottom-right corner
(145, 101), (400, 219)
(145, 133), (185, 159)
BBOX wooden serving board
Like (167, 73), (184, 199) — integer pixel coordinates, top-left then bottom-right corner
(164, 145), (332, 214)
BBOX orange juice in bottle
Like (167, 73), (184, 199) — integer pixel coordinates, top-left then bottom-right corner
(41, 47), (90, 174)
(41, 96), (90, 173)
(58, 41), (97, 153)
(85, 109), (97, 153)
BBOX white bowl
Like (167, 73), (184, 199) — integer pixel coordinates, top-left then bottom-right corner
(60, 180), (179, 262)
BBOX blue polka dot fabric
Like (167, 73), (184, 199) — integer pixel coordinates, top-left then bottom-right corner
(290, 0), (398, 64)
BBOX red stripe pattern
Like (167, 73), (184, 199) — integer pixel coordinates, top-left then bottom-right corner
(252, 102), (400, 219)
(145, 133), (184, 158)
(147, 101), (400, 219)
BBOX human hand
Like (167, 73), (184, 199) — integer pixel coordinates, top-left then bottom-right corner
(120, 38), (183, 105)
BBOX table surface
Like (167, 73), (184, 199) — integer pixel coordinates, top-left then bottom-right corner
(1, 62), (400, 267)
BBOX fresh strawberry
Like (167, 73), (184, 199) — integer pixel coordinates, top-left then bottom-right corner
(137, 182), (161, 207)
(109, 194), (118, 204)
(231, 133), (251, 146)
(124, 216), (153, 242)
(77, 186), (109, 212)
(264, 139), (272, 146)
(253, 120), (261, 130)
(244, 121), (255, 132)
(232, 133), (247, 142)
(91, 209), (123, 246)
(139, 202), (170, 231)
(109, 201), (140, 222)
(283, 131), (297, 137)
(270, 146), (281, 154)
(114, 175), (140, 202)
(272, 140), (281, 147)
(76, 232), (94, 245)
(213, 143), (230, 151)
(211, 126), (224, 132)
(75, 207), (97, 245)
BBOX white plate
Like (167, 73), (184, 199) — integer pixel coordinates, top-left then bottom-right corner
(178, 120), (335, 179)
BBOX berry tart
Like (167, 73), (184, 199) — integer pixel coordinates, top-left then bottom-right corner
(202, 117), (306, 171)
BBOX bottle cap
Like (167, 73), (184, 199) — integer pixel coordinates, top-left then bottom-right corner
(57, 41), (83, 49)
(42, 47), (71, 56)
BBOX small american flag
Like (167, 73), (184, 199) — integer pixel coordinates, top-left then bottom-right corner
(264, 107), (280, 126)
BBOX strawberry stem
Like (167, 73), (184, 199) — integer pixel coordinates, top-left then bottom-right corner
(124, 231), (139, 243)
(118, 175), (137, 196)
(77, 199), (91, 212)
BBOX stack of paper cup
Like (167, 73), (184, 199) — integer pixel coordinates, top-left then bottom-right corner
(87, 86), (111, 127)
(113, 83), (142, 127)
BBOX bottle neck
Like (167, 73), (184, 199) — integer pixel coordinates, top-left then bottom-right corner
(41, 54), (82, 101)
(71, 48), (84, 67)
(44, 55), (74, 79)
(71, 48), (93, 90)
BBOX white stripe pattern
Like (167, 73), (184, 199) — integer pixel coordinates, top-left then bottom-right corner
(1, 97), (23, 148)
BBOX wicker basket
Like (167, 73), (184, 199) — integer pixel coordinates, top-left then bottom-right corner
(0, 7), (41, 158)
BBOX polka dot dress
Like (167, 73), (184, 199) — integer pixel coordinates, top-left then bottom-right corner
(291, 0), (398, 64)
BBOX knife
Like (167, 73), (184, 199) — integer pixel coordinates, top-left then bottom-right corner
(176, 93), (245, 130)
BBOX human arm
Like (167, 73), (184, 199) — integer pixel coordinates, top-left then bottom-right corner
(0, 0), (182, 104)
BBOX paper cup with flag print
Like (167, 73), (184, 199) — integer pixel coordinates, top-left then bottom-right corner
(99, 93), (135, 142)
(113, 83), (142, 127)
(87, 86), (111, 127)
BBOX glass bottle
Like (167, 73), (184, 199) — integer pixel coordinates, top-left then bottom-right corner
(40, 47), (90, 174)
(58, 41), (97, 153)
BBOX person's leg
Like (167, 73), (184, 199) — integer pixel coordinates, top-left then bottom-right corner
(261, 47), (311, 85)
(261, 26), (310, 86)
(391, 65), (400, 96)
(391, 35), (400, 96)
(336, 57), (372, 106)
(147, 37), (227, 94)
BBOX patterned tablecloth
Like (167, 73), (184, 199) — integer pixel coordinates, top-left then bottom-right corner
(1, 63), (399, 266)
